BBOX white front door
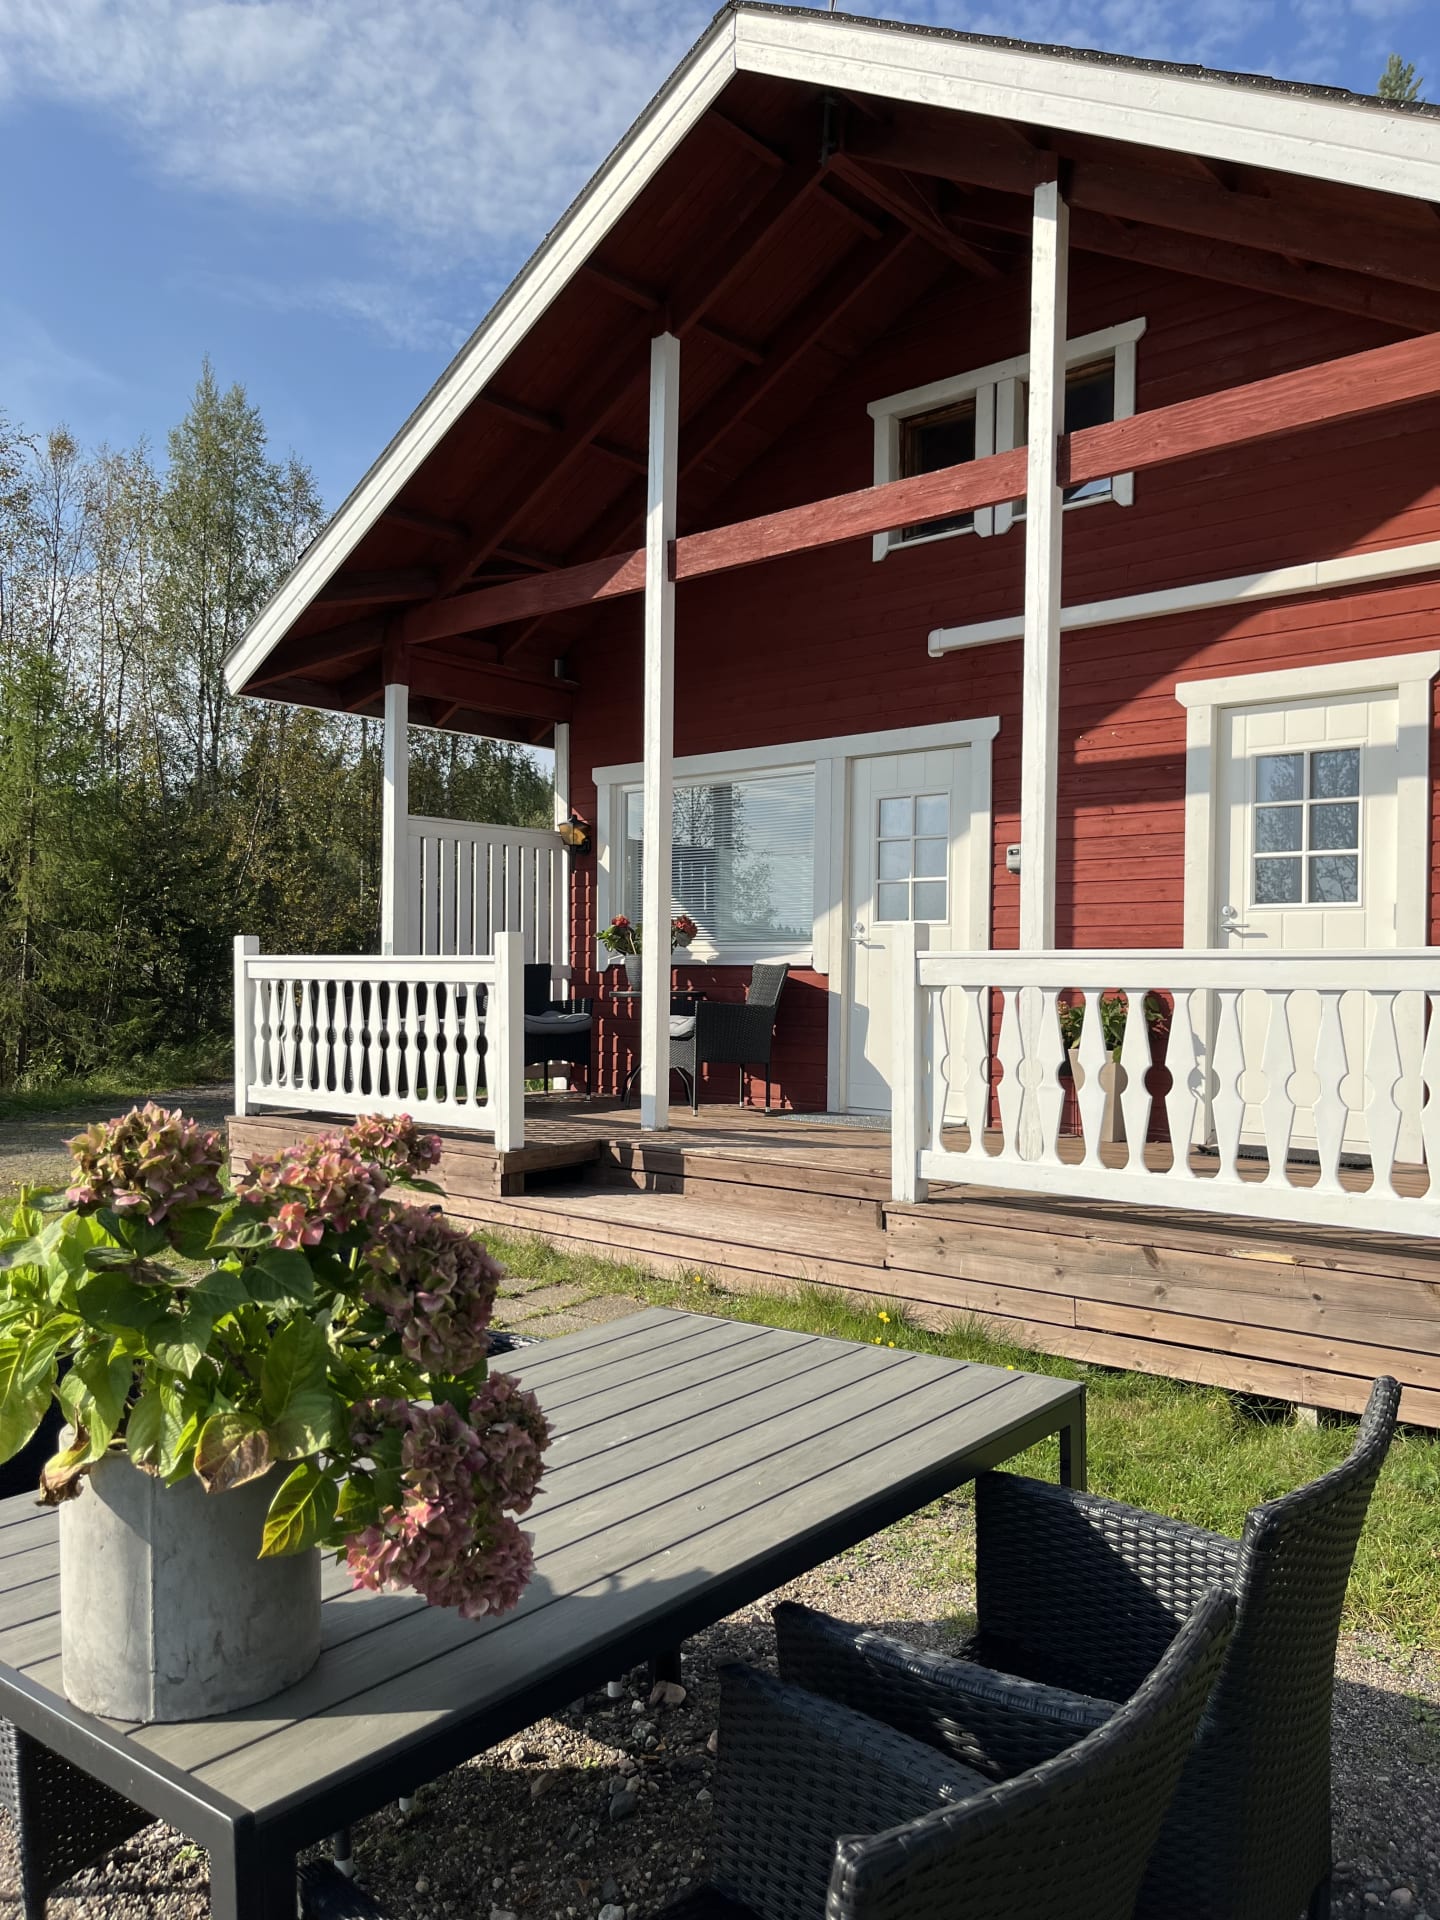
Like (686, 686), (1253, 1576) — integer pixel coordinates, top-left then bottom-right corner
(845, 746), (976, 1113)
(1217, 688), (1402, 1151)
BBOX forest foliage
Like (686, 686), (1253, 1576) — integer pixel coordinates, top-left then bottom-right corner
(0, 365), (551, 1089)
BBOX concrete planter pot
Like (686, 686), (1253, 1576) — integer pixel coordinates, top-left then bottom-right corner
(1066, 1046), (1127, 1146)
(623, 954), (643, 989)
(59, 1453), (321, 1723)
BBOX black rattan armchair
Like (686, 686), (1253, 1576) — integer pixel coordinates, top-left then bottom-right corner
(522, 961), (593, 1094)
(654, 1587), (1234, 1920)
(669, 962), (788, 1112)
(777, 1375), (1400, 1920)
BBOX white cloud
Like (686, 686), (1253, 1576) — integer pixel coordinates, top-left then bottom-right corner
(182, 265), (472, 355)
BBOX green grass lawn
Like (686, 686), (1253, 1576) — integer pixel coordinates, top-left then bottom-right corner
(0, 1040), (231, 1120)
(486, 1226), (1440, 1649)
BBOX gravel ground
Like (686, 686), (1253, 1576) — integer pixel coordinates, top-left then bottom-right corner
(3, 1492), (1437, 1920)
(0, 1085), (232, 1198)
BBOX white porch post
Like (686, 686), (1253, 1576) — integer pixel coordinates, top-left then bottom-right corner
(639, 332), (680, 1130)
(380, 677), (410, 956)
(1018, 175), (1069, 951)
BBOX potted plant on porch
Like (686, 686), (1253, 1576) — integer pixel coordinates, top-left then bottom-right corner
(0, 1106), (550, 1724)
(599, 914), (643, 987)
(1057, 990), (1170, 1145)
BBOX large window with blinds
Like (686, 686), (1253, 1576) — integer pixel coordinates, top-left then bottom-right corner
(622, 769), (815, 957)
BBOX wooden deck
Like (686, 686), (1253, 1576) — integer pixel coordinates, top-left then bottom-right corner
(228, 1101), (1440, 1428)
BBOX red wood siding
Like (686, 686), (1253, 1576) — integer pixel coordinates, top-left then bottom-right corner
(565, 254), (1440, 1106)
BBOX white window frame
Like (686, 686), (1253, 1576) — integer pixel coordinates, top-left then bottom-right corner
(868, 316), (1146, 560)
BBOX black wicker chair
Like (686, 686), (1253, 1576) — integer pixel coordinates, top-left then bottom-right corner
(777, 1375), (1400, 1920)
(668, 962), (788, 1112)
(522, 961), (593, 1094)
(653, 1587), (1234, 1920)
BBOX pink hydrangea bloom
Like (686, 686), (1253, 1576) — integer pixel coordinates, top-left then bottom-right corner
(66, 1104), (225, 1225)
(342, 1115), (442, 1183)
(468, 1372), (550, 1517)
(235, 1136), (389, 1240)
(363, 1207), (503, 1375)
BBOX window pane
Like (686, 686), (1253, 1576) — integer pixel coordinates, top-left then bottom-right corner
(1309, 854), (1358, 904)
(878, 839), (910, 880)
(914, 837), (948, 878)
(900, 398), (976, 540)
(878, 797), (912, 837)
(1310, 801), (1358, 851)
(1255, 857), (1301, 904)
(1062, 358), (1116, 502)
(1255, 806), (1302, 853)
(876, 882), (909, 922)
(626, 770), (815, 950)
(1256, 754), (1303, 802)
(913, 881), (948, 921)
(1311, 749), (1359, 799)
(915, 794), (948, 835)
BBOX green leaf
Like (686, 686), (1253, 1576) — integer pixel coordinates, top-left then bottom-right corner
(186, 1266), (249, 1321)
(165, 1205), (226, 1263)
(159, 1412), (203, 1486)
(74, 1271), (170, 1333)
(19, 1314), (81, 1387)
(335, 1471), (381, 1533)
(0, 1235), (47, 1273)
(209, 1212), (277, 1253)
(261, 1318), (329, 1421)
(270, 1388), (344, 1461)
(0, 1339), (52, 1466)
(246, 1249), (317, 1307)
(260, 1461), (337, 1557)
(149, 1308), (215, 1378)
(106, 1214), (169, 1258)
(194, 1411), (273, 1493)
(83, 1245), (153, 1272)
(125, 1387), (165, 1467)
(38, 1429), (91, 1504)
(71, 1344), (135, 1445)
(49, 1212), (112, 1285)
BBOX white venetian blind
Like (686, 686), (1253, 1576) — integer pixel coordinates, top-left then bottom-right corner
(623, 770), (815, 954)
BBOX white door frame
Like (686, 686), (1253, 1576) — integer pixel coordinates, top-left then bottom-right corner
(592, 716), (998, 1112)
(1176, 650), (1440, 949)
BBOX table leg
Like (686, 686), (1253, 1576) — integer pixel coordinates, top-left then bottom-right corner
(210, 1827), (298, 1920)
(1058, 1397), (1088, 1492)
(648, 1645), (683, 1690)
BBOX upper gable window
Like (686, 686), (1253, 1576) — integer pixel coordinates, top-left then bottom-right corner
(868, 317), (1146, 559)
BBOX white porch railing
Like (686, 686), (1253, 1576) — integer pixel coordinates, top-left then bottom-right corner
(233, 932), (524, 1147)
(890, 931), (1440, 1235)
(406, 817), (567, 967)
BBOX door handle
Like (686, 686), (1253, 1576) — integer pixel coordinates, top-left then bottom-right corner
(852, 919), (867, 941)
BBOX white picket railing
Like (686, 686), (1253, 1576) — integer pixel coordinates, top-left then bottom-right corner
(406, 817), (567, 968)
(233, 932), (524, 1148)
(890, 931), (1440, 1235)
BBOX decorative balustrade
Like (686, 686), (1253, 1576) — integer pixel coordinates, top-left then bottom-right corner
(233, 933), (524, 1147)
(406, 816), (567, 968)
(890, 929), (1440, 1234)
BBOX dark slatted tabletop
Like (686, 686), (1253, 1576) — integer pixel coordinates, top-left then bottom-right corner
(0, 1306), (1085, 1917)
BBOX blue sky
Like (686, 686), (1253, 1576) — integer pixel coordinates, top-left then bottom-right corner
(0, 0), (1433, 510)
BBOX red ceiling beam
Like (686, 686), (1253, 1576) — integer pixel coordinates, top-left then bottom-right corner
(828, 155), (1002, 279)
(406, 649), (577, 724)
(315, 568), (437, 605)
(404, 324), (1440, 649)
(244, 617), (387, 688)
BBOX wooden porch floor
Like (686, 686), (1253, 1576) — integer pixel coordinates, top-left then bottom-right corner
(227, 1100), (1440, 1428)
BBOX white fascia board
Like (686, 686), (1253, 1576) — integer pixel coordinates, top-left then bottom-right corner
(223, 17), (737, 697)
(733, 9), (1440, 204)
(929, 537), (1440, 657)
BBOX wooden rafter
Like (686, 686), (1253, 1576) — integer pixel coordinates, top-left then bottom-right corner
(404, 324), (1440, 648)
(476, 391), (562, 434)
(845, 110), (1440, 297)
(578, 262), (765, 362)
(380, 505), (469, 543)
(245, 617), (387, 688)
(315, 568), (437, 606)
(406, 649), (577, 724)
(828, 155), (1002, 278)
(434, 152), (824, 597)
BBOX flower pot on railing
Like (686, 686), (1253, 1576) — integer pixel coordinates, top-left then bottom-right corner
(60, 1454), (320, 1722)
(624, 953), (643, 990)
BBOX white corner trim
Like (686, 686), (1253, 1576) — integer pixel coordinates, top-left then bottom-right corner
(1176, 649), (1439, 950)
(222, 19), (736, 697)
(733, 9), (1440, 204)
(867, 317), (1146, 425)
(1175, 647), (1440, 710)
(930, 539), (1440, 656)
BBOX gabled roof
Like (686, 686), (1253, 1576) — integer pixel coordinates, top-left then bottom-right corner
(225, 2), (1440, 731)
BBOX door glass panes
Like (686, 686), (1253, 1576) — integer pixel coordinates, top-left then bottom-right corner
(875, 794), (950, 922)
(1252, 748), (1360, 906)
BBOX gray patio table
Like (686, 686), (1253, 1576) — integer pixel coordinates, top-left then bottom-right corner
(0, 1306), (1086, 1919)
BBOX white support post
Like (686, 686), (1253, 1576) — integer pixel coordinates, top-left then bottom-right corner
(1018, 177), (1069, 952)
(491, 931), (525, 1152)
(552, 721), (571, 829)
(233, 935), (259, 1117)
(891, 921), (928, 1205)
(639, 332), (680, 1131)
(380, 679), (410, 956)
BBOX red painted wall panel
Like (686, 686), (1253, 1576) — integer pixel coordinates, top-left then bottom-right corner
(563, 254), (1440, 1106)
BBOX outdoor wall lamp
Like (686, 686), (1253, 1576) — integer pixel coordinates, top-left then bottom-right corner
(557, 810), (592, 856)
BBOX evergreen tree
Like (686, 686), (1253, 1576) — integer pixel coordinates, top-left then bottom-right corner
(1378, 55), (1424, 103)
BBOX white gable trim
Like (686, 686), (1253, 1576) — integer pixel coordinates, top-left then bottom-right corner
(734, 11), (1440, 203)
(222, 15), (738, 696)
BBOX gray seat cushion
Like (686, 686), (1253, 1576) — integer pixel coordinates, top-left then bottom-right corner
(524, 1011), (592, 1034)
(669, 1015), (696, 1039)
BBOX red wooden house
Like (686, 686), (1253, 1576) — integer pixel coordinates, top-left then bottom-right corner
(225, 4), (1440, 1423)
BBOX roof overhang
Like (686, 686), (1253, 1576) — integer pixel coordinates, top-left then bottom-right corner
(225, 2), (1440, 706)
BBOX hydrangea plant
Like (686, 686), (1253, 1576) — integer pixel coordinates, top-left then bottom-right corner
(0, 1105), (550, 1621)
